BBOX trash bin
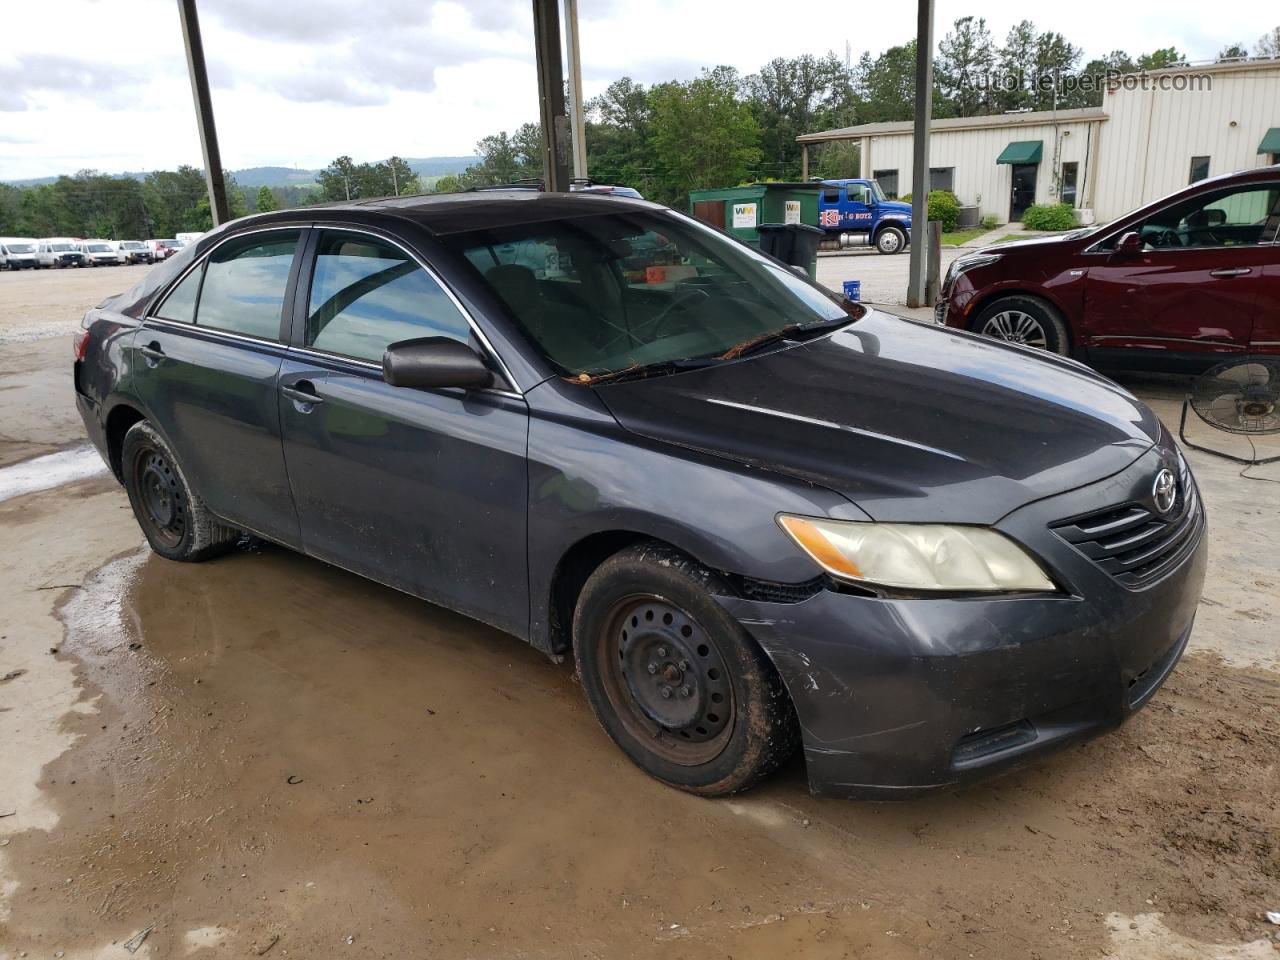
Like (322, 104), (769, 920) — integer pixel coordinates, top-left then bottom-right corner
(787, 223), (824, 274)
(842, 280), (861, 301)
(755, 223), (792, 262)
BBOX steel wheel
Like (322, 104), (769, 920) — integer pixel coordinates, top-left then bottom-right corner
(598, 594), (735, 766)
(876, 227), (904, 254)
(980, 309), (1049, 349)
(131, 446), (188, 550)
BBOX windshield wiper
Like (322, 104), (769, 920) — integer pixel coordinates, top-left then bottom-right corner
(569, 356), (717, 385)
(717, 315), (852, 361)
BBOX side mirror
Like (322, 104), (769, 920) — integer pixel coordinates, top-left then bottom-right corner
(383, 337), (493, 391)
(1113, 231), (1143, 257)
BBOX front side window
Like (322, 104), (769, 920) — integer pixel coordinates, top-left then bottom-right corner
(1127, 184), (1280, 249)
(307, 231), (471, 363)
(197, 232), (299, 339)
(846, 183), (869, 205)
(442, 210), (860, 377)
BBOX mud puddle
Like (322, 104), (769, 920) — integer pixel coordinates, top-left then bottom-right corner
(2, 533), (1278, 959)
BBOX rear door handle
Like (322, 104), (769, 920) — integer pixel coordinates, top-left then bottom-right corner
(281, 380), (324, 408)
(139, 341), (165, 366)
(1209, 267), (1252, 277)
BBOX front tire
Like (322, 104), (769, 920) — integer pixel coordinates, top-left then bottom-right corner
(121, 421), (238, 562)
(875, 225), (906, 254)
(573, 543), (799, 796)
(972, 295), (1070, 354)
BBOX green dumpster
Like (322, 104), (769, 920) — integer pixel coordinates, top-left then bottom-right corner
(688, 182), (823, 276)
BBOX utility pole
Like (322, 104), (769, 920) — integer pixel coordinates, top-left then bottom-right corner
(176, 0), (229, 226)
(390, 160), (399, 196)
(564, 0), (588, 181)
(531, 0), (570, 191)
(906, 0), (935, 308)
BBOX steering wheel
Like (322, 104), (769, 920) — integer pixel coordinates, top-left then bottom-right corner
(1150, 228), (1181, 248)
(595, 287), (711, 356)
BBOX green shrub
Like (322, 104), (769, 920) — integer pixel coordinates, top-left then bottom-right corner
(982, 214), (998, 230)
(899, 189), (961, 231)
(1022, 203), (1077, 231)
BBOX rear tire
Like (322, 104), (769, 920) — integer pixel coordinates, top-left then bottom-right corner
(573, 542), (799, 796)
(972, 295), (1070, 355)
(121, 421), (238, 562)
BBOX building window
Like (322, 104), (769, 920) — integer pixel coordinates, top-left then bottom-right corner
(1189, 156), (1210, 183)
(1061, 162), (1079, 207)
(873, 169), (899, 198)
(928, 167), (955, 193)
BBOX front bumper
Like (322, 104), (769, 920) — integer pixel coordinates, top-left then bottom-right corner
(717, 446), (1208, 799)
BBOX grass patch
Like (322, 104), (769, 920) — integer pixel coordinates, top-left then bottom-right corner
(939, 227), (988, 246)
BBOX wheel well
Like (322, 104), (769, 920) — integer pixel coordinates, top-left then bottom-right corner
(546, 531), (654, 655)
(104, 404), (145, 480)
(966, 290), (1072, 348)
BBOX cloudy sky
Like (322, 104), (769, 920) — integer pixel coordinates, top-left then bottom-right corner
(1, 0), (1274, 180)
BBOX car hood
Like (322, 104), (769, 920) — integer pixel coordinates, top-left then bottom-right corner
(974, 227), (1097, 255)
(879, 200), (912, 217)
(592, 311), (1159, 524)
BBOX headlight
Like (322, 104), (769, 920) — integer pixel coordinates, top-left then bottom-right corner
(945, 252), (1003, 285)
(777, 515), (1055, 593)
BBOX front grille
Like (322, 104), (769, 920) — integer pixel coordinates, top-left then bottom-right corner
(1051, 463), (1203, 587)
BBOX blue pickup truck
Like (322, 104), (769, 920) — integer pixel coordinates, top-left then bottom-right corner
(817, 179), (913, 254)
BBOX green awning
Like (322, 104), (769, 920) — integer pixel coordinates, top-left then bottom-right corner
(996, 140), (1043, 165)
(1259, 127), (1280, 154)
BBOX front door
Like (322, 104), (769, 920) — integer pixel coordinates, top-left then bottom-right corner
(1010, 164), (1037, 221)
(277, 228), (530, 636)
(133, 229), (303, 546)
(1083, 180), (1280, 361)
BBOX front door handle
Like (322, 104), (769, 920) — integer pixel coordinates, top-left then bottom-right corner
(281, 380), (324, 408)
(1209, 267), (1252, 278)
(139, 341), (165, 366)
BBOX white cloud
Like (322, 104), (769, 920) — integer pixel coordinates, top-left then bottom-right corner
(0, 0), (1273, 180)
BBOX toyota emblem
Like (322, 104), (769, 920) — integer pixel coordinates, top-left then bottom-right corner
(1152, 468), (1177, 515)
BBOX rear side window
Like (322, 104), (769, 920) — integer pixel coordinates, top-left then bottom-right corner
(156, 266), (202, 323)
(196, 232), (299, 339)
(306, 231), (471, 363)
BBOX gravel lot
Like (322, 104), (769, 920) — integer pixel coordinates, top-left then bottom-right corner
(1, 265), (1278, 960)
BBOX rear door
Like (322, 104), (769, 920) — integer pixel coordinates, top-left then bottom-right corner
(133, 228), (304, 546)
(277, 226), (530, 636)
(1084, 181), (1280, 360)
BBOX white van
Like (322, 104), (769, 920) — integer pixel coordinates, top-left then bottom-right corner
(175, 231), (204, 247)
(79, 239), (123, 267)
(37, 238), (87, 268)
(0, 237), (40, 270)
(115, 240), (152, 264)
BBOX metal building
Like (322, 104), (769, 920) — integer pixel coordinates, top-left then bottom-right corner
(797, 58), (1280, 225)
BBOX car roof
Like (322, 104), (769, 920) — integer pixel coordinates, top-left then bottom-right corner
(229, 190), (667, 237)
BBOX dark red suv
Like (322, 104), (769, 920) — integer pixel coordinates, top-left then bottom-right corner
(938, 166), (1280, 371)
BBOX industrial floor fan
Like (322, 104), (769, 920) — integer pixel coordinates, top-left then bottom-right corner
(1179, 358), (1280, 465)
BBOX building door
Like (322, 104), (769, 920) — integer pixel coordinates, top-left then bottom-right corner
(1010, 164), (1037, 221)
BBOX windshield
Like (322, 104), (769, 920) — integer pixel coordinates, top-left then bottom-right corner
(870, 181), (888, 203)
(121, 242), (142, 249)
(51, 243), (74, 252)
(441, 209), (859, 377)
(87, 244), (111, 252)
(6, 243), (35, 254)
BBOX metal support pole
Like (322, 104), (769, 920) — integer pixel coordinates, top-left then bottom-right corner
(531, 0), (570, 192)
(800, 143), (809, 180)
(906, 0), (935, 308)
(176, 0), (229, 226)
(563, 0), (588, 181)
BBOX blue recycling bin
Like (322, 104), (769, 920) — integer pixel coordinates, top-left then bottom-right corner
(842, 280), (861, 301)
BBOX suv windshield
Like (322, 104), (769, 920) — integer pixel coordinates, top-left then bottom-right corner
(442, 210), (859, 377)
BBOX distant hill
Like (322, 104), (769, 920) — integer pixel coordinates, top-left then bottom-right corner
(3, 156), (479, 189)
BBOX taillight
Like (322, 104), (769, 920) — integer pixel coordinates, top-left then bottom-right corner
(74, 328), (91, 361)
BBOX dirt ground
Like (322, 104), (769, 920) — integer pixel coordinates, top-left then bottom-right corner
(1, 266), (1278, 960)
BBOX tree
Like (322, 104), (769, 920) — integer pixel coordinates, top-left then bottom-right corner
(936, 17), (998, 116)
(1217, 43), (1250, 61)
(586, 77), (657, 193)
(433, 173), (462, 193)
(746, 54), (853, 179)
(1256, 26), (1280, 57)
(384, 156), (420, 196)
(649, 66), (761, 202)
(256, 185), (277, 212)
(995, 20), (1039, 111)
(1136, 47), (1185, 71)
(143, 166), (208, 235)
(317, 155), (360, 201)
(853, 42), (921, 122)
